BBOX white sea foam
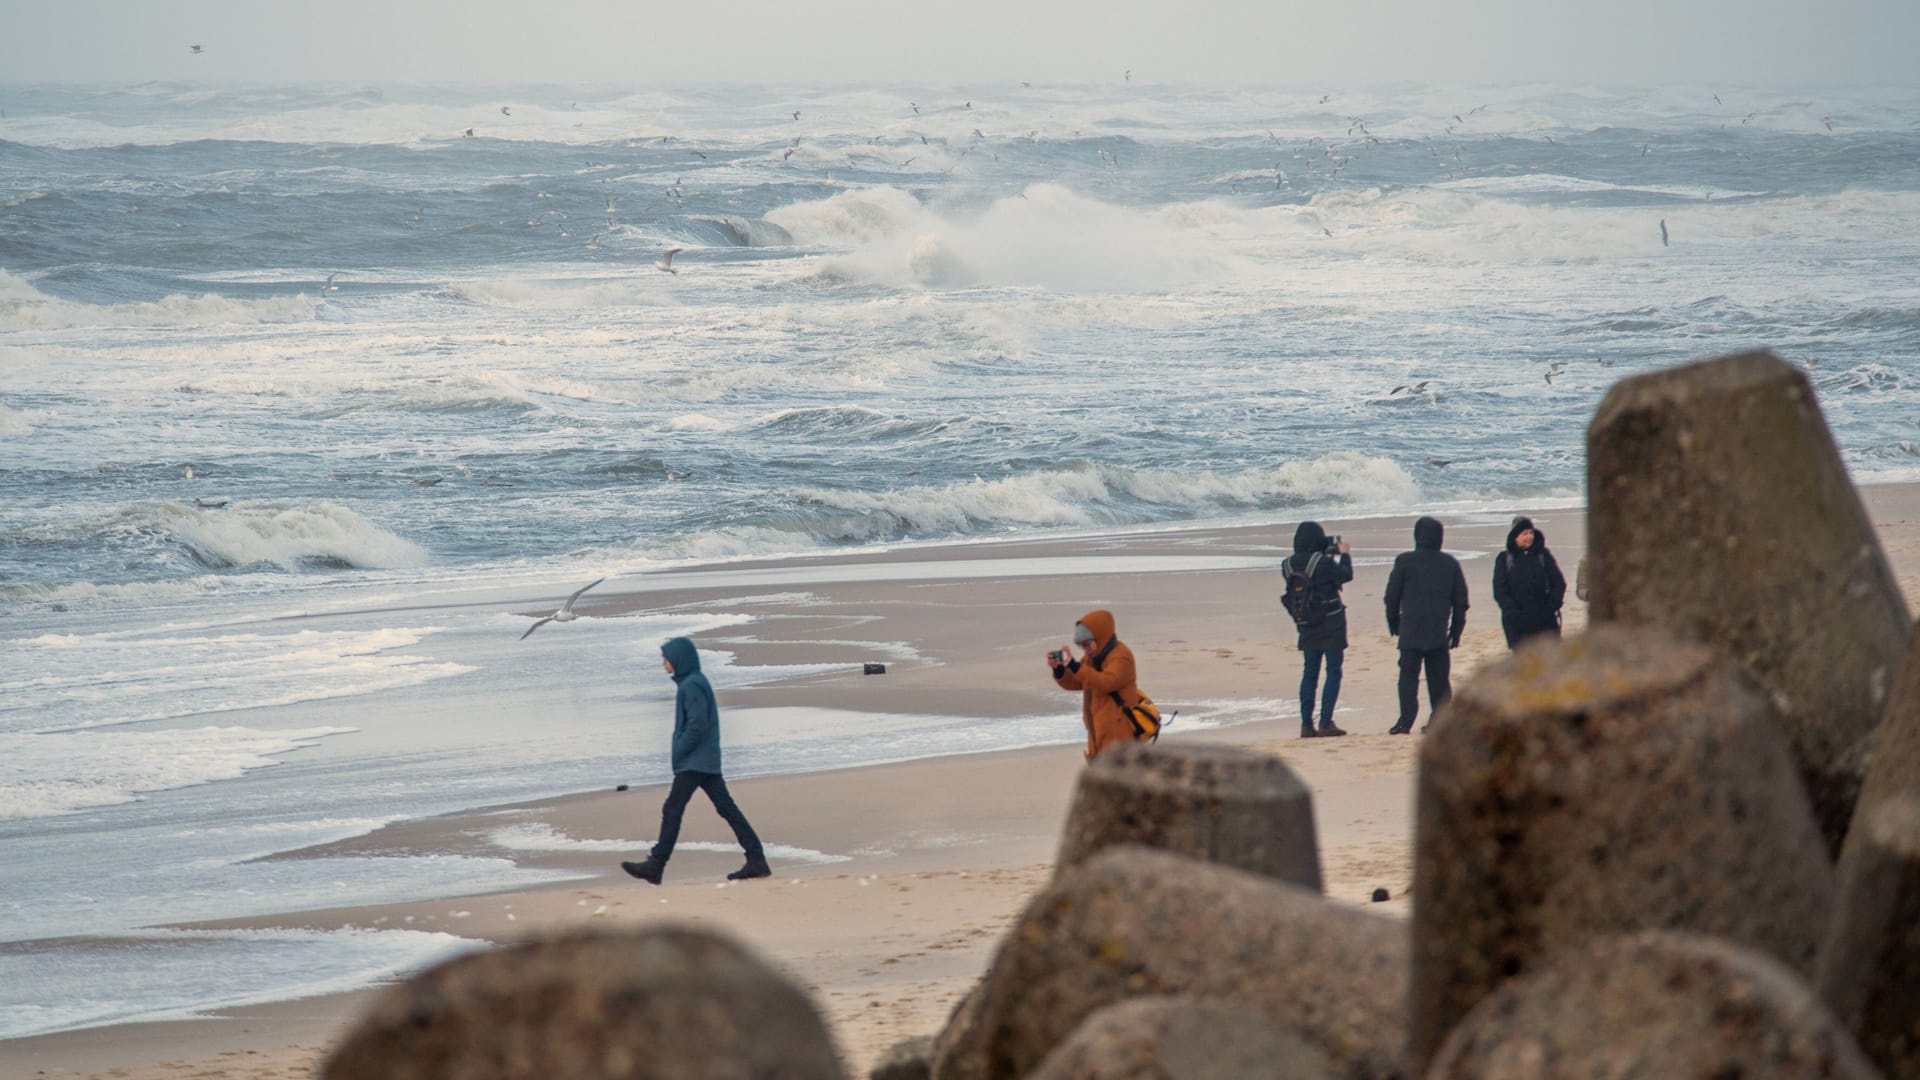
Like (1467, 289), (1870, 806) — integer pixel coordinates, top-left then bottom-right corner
(485, 823), (851, 864)
(0, 403), (50, 436)
(666, 412), (734, 432)
(0, 928), (477, 1040)
(441, 276), (680, 310)
(0, 725), (352, 819)
(771, 183), (1250, 290)
(5, 622), (471, 733)
(0, 269), (318, 332)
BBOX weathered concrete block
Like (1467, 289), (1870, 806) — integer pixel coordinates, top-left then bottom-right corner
(1055, 742), (1321, 890)
(1819, 792), (1920, 1079)
(930, 847), (1408, 1080)
(1407, 625), (1837, 1072)
(1587, 349), (1911, 854)
(1427, 932), (1878, 1079)
(1027, 996), (1336, 1080)
(324, 925), (845, 1080)
(1844, 625), (1920, 862)
(871, 1035), (935, 1080)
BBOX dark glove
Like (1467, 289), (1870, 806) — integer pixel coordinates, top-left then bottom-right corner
(1448, 634), (1462, 650)
(1387, 622), (1400, 638)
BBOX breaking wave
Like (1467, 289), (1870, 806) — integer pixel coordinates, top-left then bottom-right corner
(0, 269), (317, 331)
(92, 500), (430, 573)
(640, 453), (1420, 559)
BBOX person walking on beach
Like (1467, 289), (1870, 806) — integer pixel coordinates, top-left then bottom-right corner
(1383, 516), (1469, 734)
(1049, 609), (1146, 761)
(1491, 516), (1566, 650)
(1287, 521), (1352, 738)
(621, 637), (770, 884)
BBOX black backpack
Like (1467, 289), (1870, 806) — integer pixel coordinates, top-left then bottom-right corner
(1281, 552), (1327, 628)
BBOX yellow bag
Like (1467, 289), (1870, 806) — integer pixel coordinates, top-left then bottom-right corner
(1110, 690), (1172, 742)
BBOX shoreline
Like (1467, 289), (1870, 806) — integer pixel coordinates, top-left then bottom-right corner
(6, 484), (1917, 1078)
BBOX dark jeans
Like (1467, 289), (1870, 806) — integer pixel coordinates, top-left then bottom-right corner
(1397, 646), (1453, 729)
(1300, 648), (1344, 727)
(651, 770), (764, 863)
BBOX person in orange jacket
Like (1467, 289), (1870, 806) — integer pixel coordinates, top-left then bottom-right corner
(1047, 609), (1144, 761)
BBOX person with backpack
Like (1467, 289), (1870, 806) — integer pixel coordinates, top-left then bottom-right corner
(1284, 521), (1352, 739)
(621, 637), (770, 885)
(1383, 516), (1469, 734)
(1048, 609), (1155, 760)
(1491, 516), (1567, 650)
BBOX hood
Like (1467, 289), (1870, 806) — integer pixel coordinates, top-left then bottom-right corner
(661, 636), (701, 680)
(1505, 516), (1542, 557)
(1414, 516), (1444, 551)
(1292, 521), (1328, 558)
(1077, 609), (1116, 649)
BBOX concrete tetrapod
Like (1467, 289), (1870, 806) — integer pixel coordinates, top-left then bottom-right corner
(1818, 792), (1920, 1079)
(324, 925), (845, 1080)
(1406, 625), (1836, 1072)
(871, 1035), (935, 1080)
(1586, 348), (1911, 854)
(1427, 932), (1878, 1080)
(1055, 742), (1321, 890)
(1027, 997), (1337, 1080)
(930, 847), (1408, 1080)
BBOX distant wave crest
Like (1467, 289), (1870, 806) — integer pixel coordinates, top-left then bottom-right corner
(0, 270), (317, 331)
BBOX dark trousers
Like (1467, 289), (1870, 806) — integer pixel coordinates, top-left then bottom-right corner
(1300, 648), (1344, 727)
(651, 770), (764, 862)
(1396, 646), (1453, 729)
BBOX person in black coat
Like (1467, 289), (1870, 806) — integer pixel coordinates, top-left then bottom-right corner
(1383, 516), (1469, 734)
(1287, 521), (1352, 739)
(1491, 515), (1566, 650)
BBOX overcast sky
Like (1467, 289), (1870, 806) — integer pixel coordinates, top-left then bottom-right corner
(1, 0), (1913, 87)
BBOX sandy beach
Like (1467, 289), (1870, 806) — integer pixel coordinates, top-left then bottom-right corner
(8, 486), (1918, 1079)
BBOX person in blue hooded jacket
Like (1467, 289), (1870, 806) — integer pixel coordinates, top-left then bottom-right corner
(620, 637), (770, 884)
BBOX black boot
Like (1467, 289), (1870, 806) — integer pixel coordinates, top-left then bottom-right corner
(1317, 722), (1349, 737)
(621, 856), (664, 884)
(727, 855), (772, 881)
(1300, 721), (1317, 739)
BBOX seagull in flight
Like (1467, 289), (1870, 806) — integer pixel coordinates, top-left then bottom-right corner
(1823, 115), (1834, 131)
(689, 149), (707, 159)
(655, 248), (682, 274)
(1713, 93), (1723, 105)
(323, 272), (340, 292)
(519, 578), (606, 640)
(189, 44), (204, 54)
(1389, 381), (1430, 396)
(1659, 219), (1669, 247)
(1544, 362), (1567, 385)
(500, 106), (512, 116)
(1423, 457), (1452, 468)
(909, 101), (920, 114)
(791, 110), (801, 120)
